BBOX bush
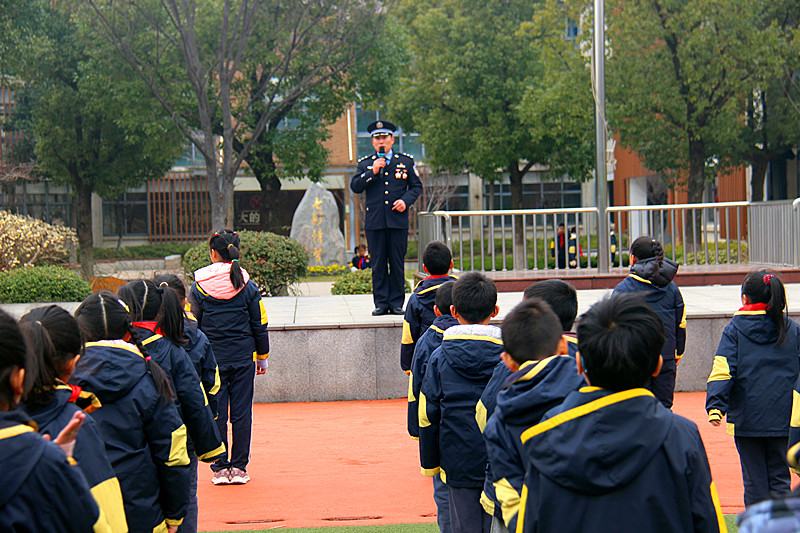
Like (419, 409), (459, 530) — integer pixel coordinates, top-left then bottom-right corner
(307, 264), (349, 277)
(94, 243), (196, 260)
(0, 211), (77, 271)
(0, 266), (92, 303)
(331, 269), (412, 295)
(183, 231), (309, 297)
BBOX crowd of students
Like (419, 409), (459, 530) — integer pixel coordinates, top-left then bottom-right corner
(404, 237), (800, 533)
(0, 229), (269, 533)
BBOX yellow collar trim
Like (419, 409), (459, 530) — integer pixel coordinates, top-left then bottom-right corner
(628, 274), (652, 285)
(85, 341), (144, 358)
(0, 424), (35, 441)
(442, 334), (504, 345)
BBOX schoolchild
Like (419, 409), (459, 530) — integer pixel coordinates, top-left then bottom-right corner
(516, 293), (725, 533)
(566, 227), (584, 268)
(153, 274), (220, 416)
(401, 241), (458, 373)
(707, 271), (800, 507)
(549, 223), (567, 269)
(18, 305), (127, 533)
(612, 235), (686, 408)
(419, 272), (502, 533)
(478, 289), (584, 532)
(0, 309), (108, 533)
(523, 279), (579, 356)
(71, 293), (190, 533)
(408, 280), (457, 533)
(351, 244), (371, 271)
(118, 280), (225, 462)
(189, 229), (270, 486)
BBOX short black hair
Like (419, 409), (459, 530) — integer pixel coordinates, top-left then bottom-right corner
(502, 298), (562, 364)
(434, 281), (455, 316)
(452, 271), (497, 323)
(523, 280), (578, 331)
(577, 293), (665, 390)
(423, 241), (452, 276)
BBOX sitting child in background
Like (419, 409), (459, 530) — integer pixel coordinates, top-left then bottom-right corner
(517, 292), (725, 533)
(351, 244), (371, 271)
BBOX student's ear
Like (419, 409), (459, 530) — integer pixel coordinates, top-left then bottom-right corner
(652, 355), (663, 377)
(10, 367), (25, 404)
(450, 305), (457, 318)
(423, 265), (429, 274)
(490, 305), (500, 318)
(557, 336), (568, 356)
(449, 259), (454, 271)
(741, 294), (750, 306)
(433, 305), (443, 318)
(63, 354), (81, 380)
(501, 352), (519, 372)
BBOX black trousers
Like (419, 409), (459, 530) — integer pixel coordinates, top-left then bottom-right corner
(647, 357), (676, 409)
(735, 436), (791, 507)
(448, 486), (491, 533)
(366, 228), (408, 309)
(212, 363), (255, 472)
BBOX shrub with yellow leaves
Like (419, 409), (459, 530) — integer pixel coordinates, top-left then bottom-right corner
(0, 211), (77, 272)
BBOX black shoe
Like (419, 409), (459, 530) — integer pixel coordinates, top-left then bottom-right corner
(390, 306), (405, 315)
(372, 307), (389, 316)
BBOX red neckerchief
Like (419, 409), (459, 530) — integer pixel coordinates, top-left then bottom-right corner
(67, 384), (82, 403)
(358, 257), (366, 269)
(132, 321), (166, 336)
(424, 274), (452, 280)
(738, 303), (770, 312)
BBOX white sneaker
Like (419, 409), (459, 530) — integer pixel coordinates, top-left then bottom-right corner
(211, 468), (231, 485)
(229, 467), (250, 484)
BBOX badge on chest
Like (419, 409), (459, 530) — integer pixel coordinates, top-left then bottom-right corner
(395, 162), (408, 180)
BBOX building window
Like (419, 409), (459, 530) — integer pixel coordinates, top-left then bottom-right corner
(103, 192), (148, 237)
(355, 106), (425, 160)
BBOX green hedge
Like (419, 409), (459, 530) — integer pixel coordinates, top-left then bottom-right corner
(94, 243), (196, 260)
(331, 269), (412, 295)
(183, 231), (309, 297)
(0, 266), (92, 303)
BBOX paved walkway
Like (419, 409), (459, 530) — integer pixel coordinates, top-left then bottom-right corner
(195, 393), (763, 532)
(272, 282), (800, 328)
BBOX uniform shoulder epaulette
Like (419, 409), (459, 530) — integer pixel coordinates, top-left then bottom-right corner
(400, 152), (415, 159)
(357, 154), (372, 162)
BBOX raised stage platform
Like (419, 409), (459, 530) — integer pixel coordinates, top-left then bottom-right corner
(5, 281), (798, 404)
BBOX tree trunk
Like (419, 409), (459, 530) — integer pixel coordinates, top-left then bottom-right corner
(685, 139), (706, 247)
(750, 157), (769, 202)
(75, 179), (94, 281)
(508, 162), (526, 270)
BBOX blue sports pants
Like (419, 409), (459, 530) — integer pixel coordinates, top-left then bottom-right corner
(212, 363), (256, 472)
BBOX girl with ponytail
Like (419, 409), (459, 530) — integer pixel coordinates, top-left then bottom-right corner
(19, 305), (127, 532)
(71, 293), (190, 533)
(706, 271), (800, 507)
(612, 235), (686, 409)
(190, 229), (270, 486)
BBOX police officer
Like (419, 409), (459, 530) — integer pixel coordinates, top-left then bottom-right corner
(351, 120), (423, 316)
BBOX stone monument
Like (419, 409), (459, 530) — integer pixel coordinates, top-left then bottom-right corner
(290, 182), (346, 267)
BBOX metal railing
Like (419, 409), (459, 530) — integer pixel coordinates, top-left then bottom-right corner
(418, 198), (800, 273)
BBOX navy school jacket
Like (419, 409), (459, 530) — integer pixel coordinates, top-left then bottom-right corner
(477, 360), (513, 519)
(707, 304), (800, 437)
(401, 274), (459, 372)
(418, 324), (504, 488)
(70, 340), (190, 532)
(190, 262), (270, 368)
(20, 384), (127, 533)
(613, 263), (686, 362)
(481, 354), (584, 531)
(408, 313), (459, 439)
(0, 410), (107, 533)
(134, 323), (225, 462)
(184, 315), (221, 417)
(518, 387), (726, 533)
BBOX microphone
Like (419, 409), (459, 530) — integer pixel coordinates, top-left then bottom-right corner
(378, 149), (386, 160)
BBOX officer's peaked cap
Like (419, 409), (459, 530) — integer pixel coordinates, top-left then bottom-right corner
(367, 120), (397, 137)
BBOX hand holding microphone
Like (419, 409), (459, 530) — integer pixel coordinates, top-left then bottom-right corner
(373, 149), (387, 173)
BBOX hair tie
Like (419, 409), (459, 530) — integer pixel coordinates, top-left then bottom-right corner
(763, 273), (774, 284)
(145, 356), (151, 361)
(117, 299), (130, 312)
(231, 258), (238, 262)
(227, 243), (234, 250)
(214, 232), (219, 236)
(158, 282), (169, 288)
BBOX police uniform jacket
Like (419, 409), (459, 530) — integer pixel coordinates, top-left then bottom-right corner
(21, 385), (127, 533)
(190, 262), (270, 368)
(418, 324), (503, 488)
(350, 151), (423, 230)
(613, 259), (686, 362)
(0, 410), (109, 533)
(407, 314), (458, 439)
(517, 387), (725, 533)
(482, 354), (584, 531)
(70, 340), (190, 532)
(184, 316), (221, 417)
(401, 274), (459, 372)
(706, 304), (800, 437)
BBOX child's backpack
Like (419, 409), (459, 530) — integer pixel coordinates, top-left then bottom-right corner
(738, 493), (800, 533)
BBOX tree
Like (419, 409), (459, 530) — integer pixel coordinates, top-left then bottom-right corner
(386, 0), (595, 267)
(607, 0), (778, 206)
(83, 0), (386, 231)
(4, 1), (181, 279)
